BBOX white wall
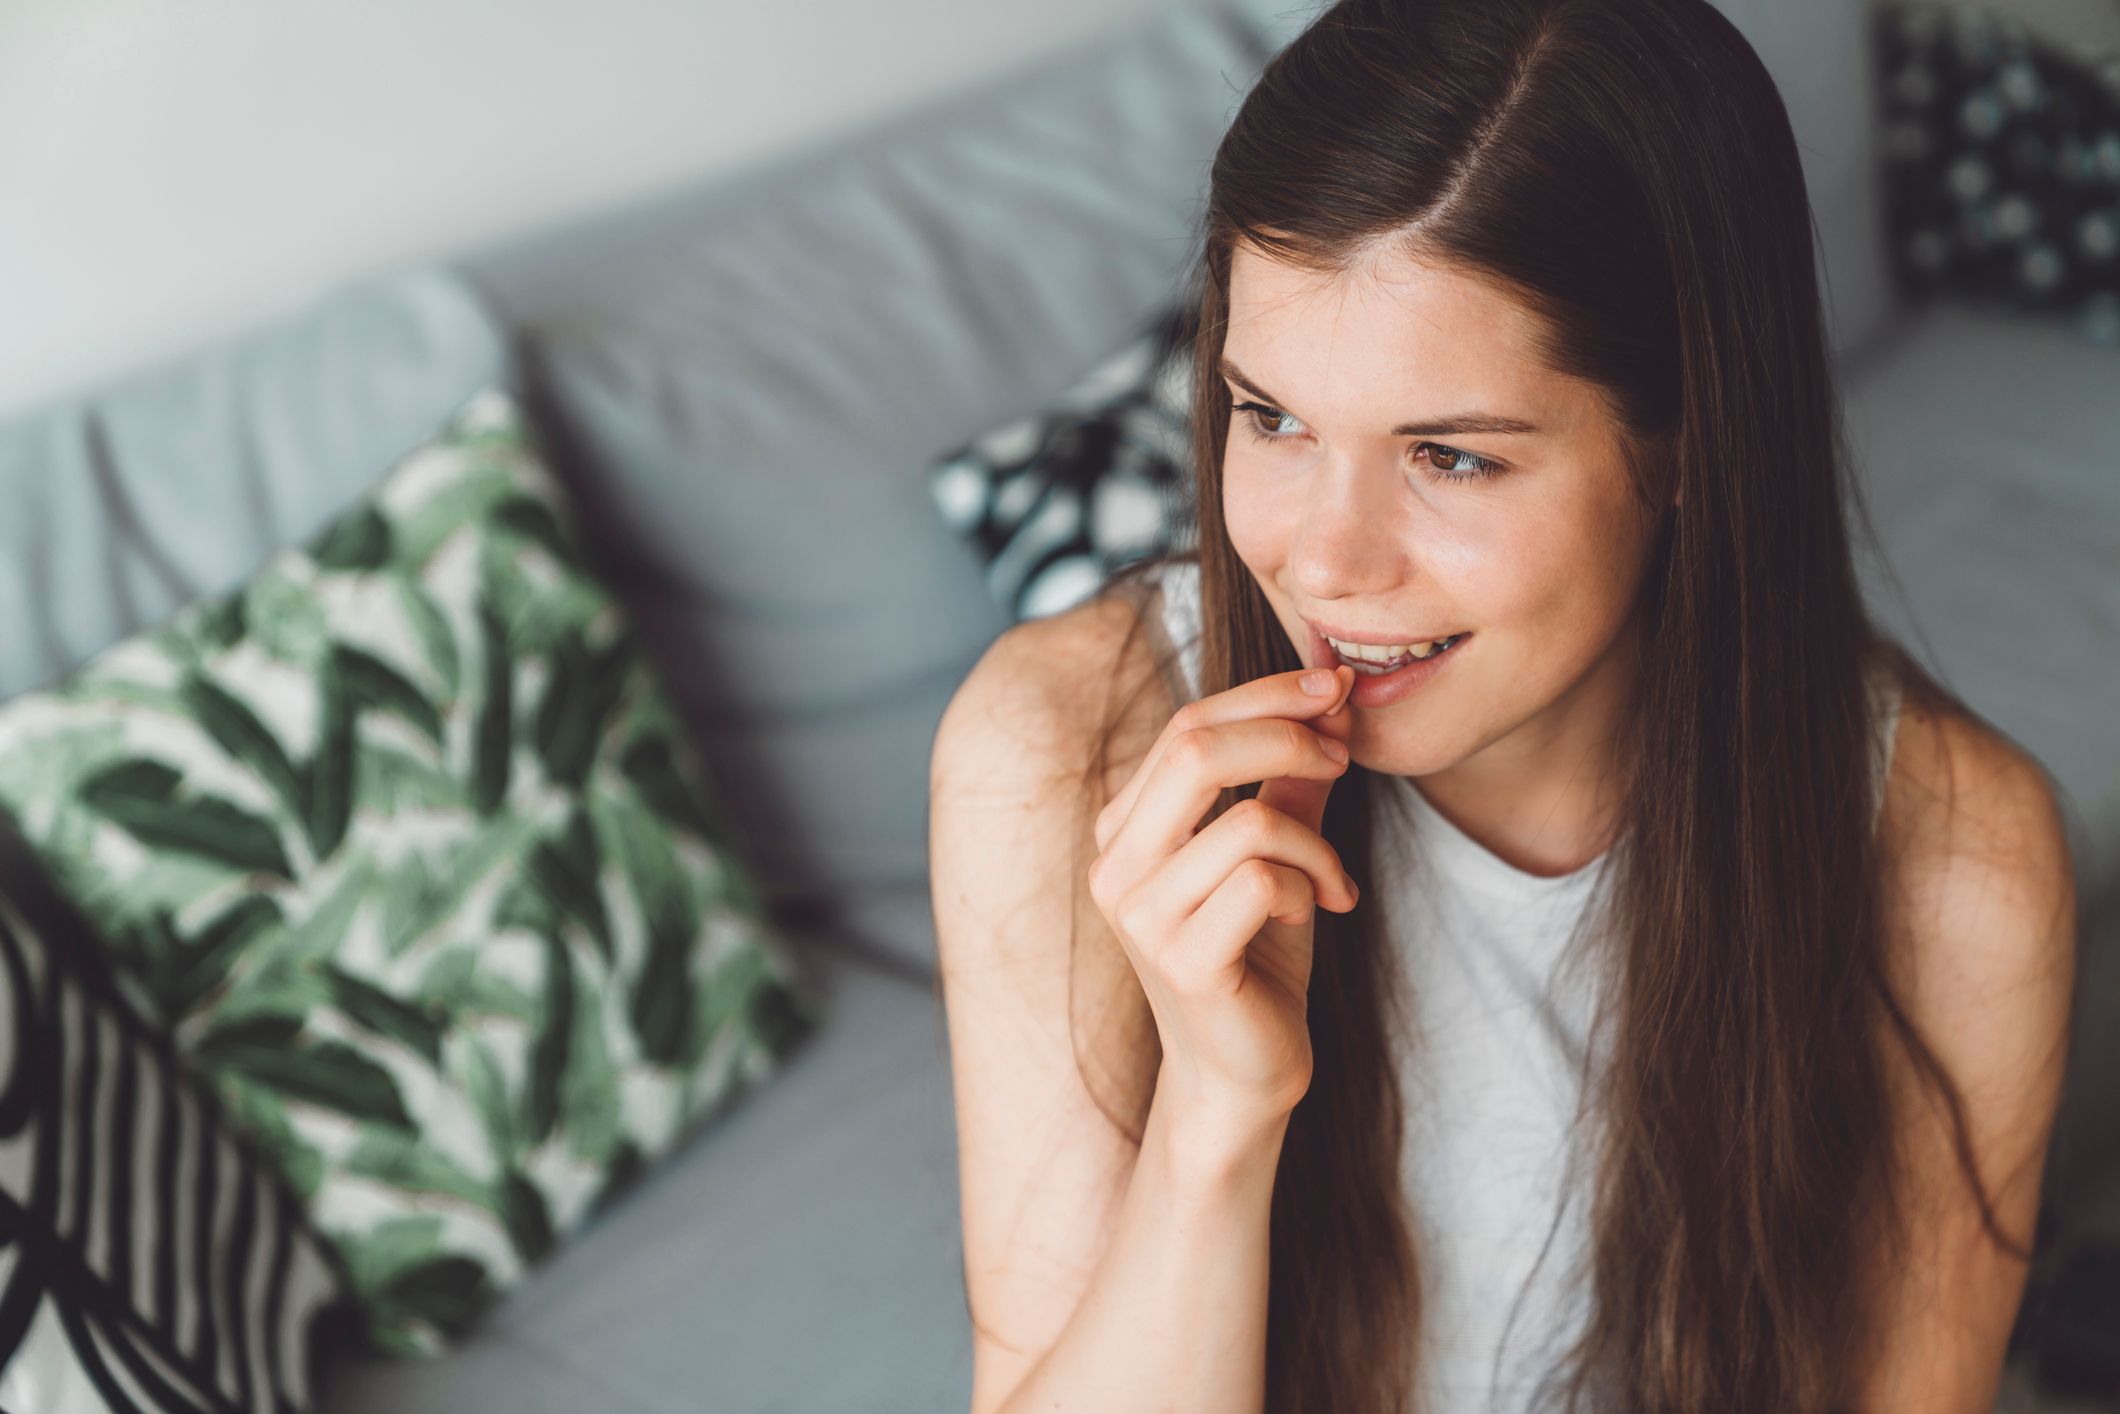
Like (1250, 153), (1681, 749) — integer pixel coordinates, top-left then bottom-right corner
(0, 0), (1188, 418)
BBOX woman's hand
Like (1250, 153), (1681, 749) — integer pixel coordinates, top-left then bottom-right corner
(1087, 662), (1360, 1131)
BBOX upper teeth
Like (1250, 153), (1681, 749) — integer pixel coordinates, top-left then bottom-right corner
(1325, 634), (1457, 662)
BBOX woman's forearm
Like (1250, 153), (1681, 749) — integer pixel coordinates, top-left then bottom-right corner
(990, 1073), (1291, 1414)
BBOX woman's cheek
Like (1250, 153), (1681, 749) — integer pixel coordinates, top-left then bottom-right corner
(1471, 494), (1592, 593)
(1222, 465), (1305, 564)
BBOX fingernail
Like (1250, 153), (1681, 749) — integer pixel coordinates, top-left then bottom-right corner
(1321, 737), (1349, 762)
(1301, 669), (1336, 696)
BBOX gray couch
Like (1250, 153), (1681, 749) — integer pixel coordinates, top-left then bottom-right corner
(2, 0), (2114, 1410)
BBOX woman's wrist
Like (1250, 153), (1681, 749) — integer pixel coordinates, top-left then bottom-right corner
(1149, 1068), (1295, 1195)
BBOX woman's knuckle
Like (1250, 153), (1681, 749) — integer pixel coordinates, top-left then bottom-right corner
(1239, 856), (1280, 900)
(1167, 727), (1210, 774)
(1113, 886), (1152, 941)
(1230, 796), (1277, 839)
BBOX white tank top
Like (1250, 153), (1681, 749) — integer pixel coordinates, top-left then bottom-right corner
(1128, 557), (1903, 1412)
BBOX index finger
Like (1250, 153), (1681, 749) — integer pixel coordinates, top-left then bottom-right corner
(1093, 663), (1353, 852)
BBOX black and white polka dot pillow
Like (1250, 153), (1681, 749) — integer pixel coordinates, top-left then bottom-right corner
(929, 303), (1197, 622)
(1876, 0), (2120, 344)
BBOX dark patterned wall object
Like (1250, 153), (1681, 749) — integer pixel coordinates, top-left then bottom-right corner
(1875, 1), (2120, 344)
(929, 302), (1199, 622)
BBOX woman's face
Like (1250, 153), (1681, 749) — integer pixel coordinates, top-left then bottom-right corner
(1220, 241), (1669, 778)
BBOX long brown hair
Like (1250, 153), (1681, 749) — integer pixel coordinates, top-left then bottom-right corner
(1034, 0), (2036, 1408)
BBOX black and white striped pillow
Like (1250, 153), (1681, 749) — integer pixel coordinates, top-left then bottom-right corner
(929, 302), (1198, 622)
(0, 819), (351, 1414)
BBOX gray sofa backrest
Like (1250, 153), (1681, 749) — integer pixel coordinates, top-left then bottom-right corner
(438, 2), (1287, 964)
(0, 268), (506, 702)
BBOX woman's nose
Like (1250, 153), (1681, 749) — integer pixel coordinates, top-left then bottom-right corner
(1283, 456), (1414, 594)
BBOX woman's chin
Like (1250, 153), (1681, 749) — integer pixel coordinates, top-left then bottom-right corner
(1344, 729), (1467, 781)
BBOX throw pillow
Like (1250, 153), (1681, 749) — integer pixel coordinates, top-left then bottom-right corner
(0, 812), (351, 1412)
(928, 301), (1197, 621)
(1875, 0), (2120, 345)
(0, 386), (823, 1356)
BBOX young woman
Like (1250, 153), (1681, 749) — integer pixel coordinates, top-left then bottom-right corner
(928, 0), (2077, 1409)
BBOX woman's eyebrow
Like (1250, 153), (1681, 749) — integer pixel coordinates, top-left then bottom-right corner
(1218, 357), (1544, 437)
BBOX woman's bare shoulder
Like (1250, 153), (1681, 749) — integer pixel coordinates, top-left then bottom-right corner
(933, 585), (1181, 813)
(1874, 686), (2075, 1134)
(1879, 687), (2073, 903)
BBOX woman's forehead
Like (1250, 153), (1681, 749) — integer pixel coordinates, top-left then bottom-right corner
(1223, 245), (1590, 438)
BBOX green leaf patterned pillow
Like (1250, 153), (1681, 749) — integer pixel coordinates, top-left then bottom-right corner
(0, 386), (823, 1356)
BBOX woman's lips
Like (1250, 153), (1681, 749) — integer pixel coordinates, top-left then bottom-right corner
(1305, 625), (1465, 668)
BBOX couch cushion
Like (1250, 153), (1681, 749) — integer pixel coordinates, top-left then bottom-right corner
(1842, 302), (2120, 905)
(319, 928), (969, 1414)
(0, 386), (823, 1358)
(0, 266), (508, 703)
(929, 301), (1195, 622)
(1871, 0), (2120, 344)
(441, 1), (1284, 968)
(0, 818), (351, 1414)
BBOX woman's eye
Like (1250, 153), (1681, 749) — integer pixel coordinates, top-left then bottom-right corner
(1227, 397), (1506, 483)
(1231, 399), (1306, 442)
(1421, 443), (1506, 480)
